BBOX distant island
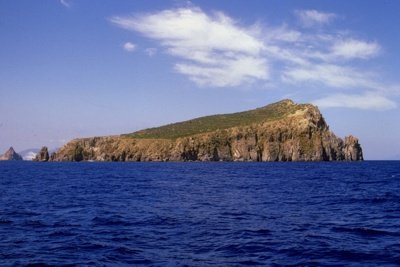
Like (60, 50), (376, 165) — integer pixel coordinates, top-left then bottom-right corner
(0, 147), (23, 161)
(48, 100), (363, 162)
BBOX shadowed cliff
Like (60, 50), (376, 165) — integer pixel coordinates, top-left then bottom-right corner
(51, 100), (363, 162)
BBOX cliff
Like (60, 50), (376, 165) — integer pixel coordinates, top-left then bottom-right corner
(33, 146), (50, 162)
(0, 147), (23, 161)
(51, 100), (363, 162)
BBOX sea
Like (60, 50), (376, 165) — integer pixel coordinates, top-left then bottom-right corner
(0, 161), (399, 266)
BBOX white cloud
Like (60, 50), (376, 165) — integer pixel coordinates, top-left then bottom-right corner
(110, 6), (399, 110)
(110, 7), (268, 87)
(145, 47), (157, 57)
(300, 38), (381, 62)
(23, 151), (37, 161)
(123, 42), (136, 52)
(313, 93), (397, 110)
(264, 24), (302, 43)
(295, 9), (336, 27)
(282, 64), (378, 89)
(175, 55), (268, 87)
(331, 39), (381, 59)
(60, 0), (70, 8)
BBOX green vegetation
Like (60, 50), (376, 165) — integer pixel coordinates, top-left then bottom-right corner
(124, 99), (301, 139)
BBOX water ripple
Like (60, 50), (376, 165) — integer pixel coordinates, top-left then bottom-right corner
(0, 161), (399, 265)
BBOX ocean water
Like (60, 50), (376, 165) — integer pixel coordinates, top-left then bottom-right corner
(0, 161), (399, 266)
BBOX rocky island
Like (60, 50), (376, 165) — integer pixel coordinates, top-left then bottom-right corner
(51, 100), (363, 162)
(0, 147), (23, 161)
(33, 146), (50, 162)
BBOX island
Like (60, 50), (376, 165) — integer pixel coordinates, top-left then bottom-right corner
(33, 146), (50, 162)
(51, 100), (363, 162)
(0, 147), (23, 161)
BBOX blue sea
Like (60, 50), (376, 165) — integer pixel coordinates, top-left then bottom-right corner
(1, 161), (400, 266)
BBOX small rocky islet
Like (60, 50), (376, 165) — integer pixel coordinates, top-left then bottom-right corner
(48, 99), (363, 162)
(0, 147), (23, 161)
(33, 146), (50, 162)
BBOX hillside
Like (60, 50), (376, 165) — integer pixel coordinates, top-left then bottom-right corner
(127, 99), (300, 139)
(51, 99), (363, 162)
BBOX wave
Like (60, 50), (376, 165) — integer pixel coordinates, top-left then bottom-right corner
(332, 226), (400, 237)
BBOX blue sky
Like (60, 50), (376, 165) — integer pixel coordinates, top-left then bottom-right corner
(1, 0), (399, 159)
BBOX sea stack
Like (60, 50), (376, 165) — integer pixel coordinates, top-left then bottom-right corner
(34, 146), (50, 162)
(51, 100), (363, 162)
(0, 147), (23, 161)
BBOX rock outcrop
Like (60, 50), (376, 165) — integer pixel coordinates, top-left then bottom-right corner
(51, 100), (363, 162)
(0, 147), (23, 161)
(33, 146), (50, 162)
(343, 136), (363, 161)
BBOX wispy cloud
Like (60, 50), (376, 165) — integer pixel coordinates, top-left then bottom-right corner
(313, 92), (397, 110)
(123, 42), (136, 52)
(175, 55), (268, 87)
(110, 7), (268, 87)
(282, 64), (378, 89)
(145, 47), (157, 57)
(295, 9), (336, 27)
(110, 6), (399, 110)
(331, 39), (381, 60)
(60, 0), (71, 8)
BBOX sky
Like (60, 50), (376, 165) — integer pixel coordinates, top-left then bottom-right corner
(1, 0), (399, 160)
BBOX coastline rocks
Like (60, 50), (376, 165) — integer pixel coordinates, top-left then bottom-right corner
(33, 146), (50, 162)
(0, 147), (23, 161)
(51, 101), (363, 162)
(344, 136), (364, 161)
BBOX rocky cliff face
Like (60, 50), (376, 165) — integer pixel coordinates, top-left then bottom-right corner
(0, 147), (23, 161)
(33, 146), (50, 162)
(51, 100), (363, 162)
